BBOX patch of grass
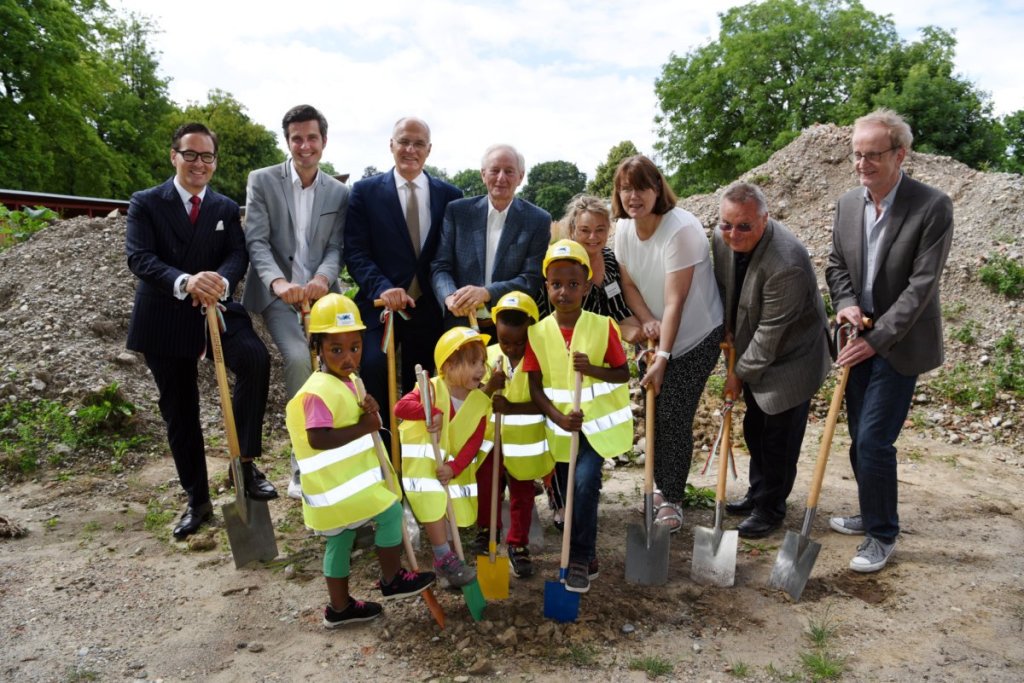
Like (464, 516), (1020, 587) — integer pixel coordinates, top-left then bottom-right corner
(563, 643), (598, 667)
(113, 522), (126, 533)
(806, 611), (838, 648)
(63, 666), (100, 682)
(942, 301), (967, 321)
(143, 499), (175, 539)
(931, 361), (996, 409)
(952, 321), (977, 345)
(729, 660), (750, 677)
(799, 650), (846, 681)
(705, 373), (725, 397)
(628, 655), (674, 677)
(764, 662), (802, 681)
(979, 254), (1024, 298)
(45, 516), (59, 531)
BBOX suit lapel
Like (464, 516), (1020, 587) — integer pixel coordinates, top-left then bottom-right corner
(738, 221), (774, 339)
(720, 235), (737, 335)
(492, 198), (520, 281)
(280, 162), (298, 245)
(160, 180), (198, 251)
(384, 172), (417, 256)
(875, 176), (915, 265)
(473, 196), (489, 282)
(843, 190), (866, 293)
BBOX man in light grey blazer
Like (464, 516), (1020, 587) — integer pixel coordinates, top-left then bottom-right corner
(712, 182), (831, 539)
(431, 144), (550, 328)
(242, 104), (348, 498)
(826, 109), (953, 573)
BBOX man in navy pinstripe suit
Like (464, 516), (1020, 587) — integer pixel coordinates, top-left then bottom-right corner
(431, 144), (551, 329)
(126, 123), (275, 540)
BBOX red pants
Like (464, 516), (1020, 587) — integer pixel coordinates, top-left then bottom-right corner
(475, 447), (535, 547)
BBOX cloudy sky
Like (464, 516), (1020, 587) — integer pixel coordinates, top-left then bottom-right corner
(115, 0), (1023, 182)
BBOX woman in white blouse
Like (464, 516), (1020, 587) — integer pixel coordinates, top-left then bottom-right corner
(613, 155), (724, 533)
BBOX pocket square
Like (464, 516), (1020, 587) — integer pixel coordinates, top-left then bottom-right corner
(215, 220), (224, 231)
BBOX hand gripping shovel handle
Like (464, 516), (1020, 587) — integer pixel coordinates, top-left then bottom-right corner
(353, 374), (445, 629)
(206, 305), (247, 523)
(373, 299), (402, 473)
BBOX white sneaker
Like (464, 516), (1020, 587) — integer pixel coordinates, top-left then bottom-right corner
(829, 514), (865, 535)
(287, 479), (302, 500)
(850, 537), (896, 573)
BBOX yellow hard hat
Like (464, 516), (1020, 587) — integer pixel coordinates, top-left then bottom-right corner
(434, 326), (490, 372)
(308, 293), (366, 333)
(491, 290), (540, 323)
(542, 238), (592, 279)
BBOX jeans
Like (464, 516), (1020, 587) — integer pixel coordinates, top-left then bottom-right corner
(844, 354), (917, 544)
(552, 435), (603, 564)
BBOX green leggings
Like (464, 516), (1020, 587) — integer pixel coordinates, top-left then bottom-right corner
(323, 501), (403, 579)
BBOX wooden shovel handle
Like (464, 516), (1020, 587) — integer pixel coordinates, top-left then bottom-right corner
(489, 358), (504, 561)
(644, 340), (657, 497)
(558, 372), (583, 572)
(374, 299), (401, 472)
(716, 342), (736, 503)
(206, 306), (241, 461)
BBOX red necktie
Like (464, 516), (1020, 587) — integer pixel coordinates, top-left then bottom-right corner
(189, 195), (201, 225)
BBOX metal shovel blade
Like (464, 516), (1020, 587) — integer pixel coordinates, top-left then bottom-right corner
(768, 526), (821, 602)
(477, 542), (510, 600)
(460, 579), (487, 621)
(690, 524), (738, 587)
(624, 521), (671, 585)
(229, 457), (247, 525)
(222, 497), (278, 569)
(543, 570), (580, 623)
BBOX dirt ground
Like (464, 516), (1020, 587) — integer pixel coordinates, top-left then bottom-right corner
(2, 418), (1022, 683)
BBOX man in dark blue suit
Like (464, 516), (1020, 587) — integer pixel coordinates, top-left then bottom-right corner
(126, 123), (276, 540)
(344, 116), (464, 434)
(431, 144), (551, 329)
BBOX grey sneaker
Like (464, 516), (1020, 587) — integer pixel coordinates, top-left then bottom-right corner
(850, 537), (896, 573)
(564, 561), (590, 594)
(829, 514), (864, 535)
(433, 550), (476, 588)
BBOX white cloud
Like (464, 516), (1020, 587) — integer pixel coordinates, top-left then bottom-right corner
(115, 0), (1023, 183)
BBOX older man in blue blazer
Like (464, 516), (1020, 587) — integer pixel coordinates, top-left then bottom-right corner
(243, 105), (348, 498)
(127, 123), (274, 540)
(344, 116), (463, 436)
(431, 144), (551, 328)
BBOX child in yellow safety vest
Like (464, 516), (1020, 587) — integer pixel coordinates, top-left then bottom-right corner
(395, 326), (502, 587)
(477, 290), (551, 579)
(525, 240), (633, 594)
(285, 294), (435, 629)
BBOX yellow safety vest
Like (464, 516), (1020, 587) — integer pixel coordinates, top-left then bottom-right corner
(399, 377), (492, 526)
(527, 311), (632, 461)
(285, 372), (397, 532)
(485, 345), (553, 480)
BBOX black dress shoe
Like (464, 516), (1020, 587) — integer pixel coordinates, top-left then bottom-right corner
(725, 495), (755, 517)
(173, 501), (213, 540)
(736, 512), (782, 539)
(242, 461), (279, 501)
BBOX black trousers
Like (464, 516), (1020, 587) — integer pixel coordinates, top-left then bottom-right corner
(144, 323), (269, 507)
(741, 385), (811, 522)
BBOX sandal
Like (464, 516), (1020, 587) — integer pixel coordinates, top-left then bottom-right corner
(635, 489), (668, 517)
(653, 501), (683, 534)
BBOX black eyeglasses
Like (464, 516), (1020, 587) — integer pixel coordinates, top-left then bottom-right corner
(175, 149), (217, 163)
(850, 147), (898, 163)
(718, 222), (755, 233)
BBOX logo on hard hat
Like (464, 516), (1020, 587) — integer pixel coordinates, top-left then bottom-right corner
(336, 313), (356, 327)
(505, 296), (520, 305)
(462, 328), (477, 338)
(553, 246), (571, 257)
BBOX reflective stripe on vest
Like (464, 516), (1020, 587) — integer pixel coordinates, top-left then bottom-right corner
(285, 372), (398, 531)
(485, 346), (553, 479)
(400, 377), (489, 526)
(527, 311), (632, 461)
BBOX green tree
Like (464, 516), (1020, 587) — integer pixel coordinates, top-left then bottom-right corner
(178, 89), (284, 204)
(654, 0), (897, 195)
(1002, 110), (1024, 175)
(520, 161), (587, 219)
(361, 165), (381, 179)
(0, 0), (128, 196)
(849, 27), (1004, 170)
(94, 11), (176, 197)
(586, 141), (640, 200)
(423, 164), (451, 182)
(452, 168), (486, 197)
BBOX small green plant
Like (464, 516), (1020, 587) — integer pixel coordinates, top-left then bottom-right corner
(0, 205), (58, 249)
(952, 321), (977, 346)
(729, 660), (750, 677)
(63, 666), (101, 682)
(143, 499), (175, 538)
(942, 301), (967, 321)
(45, 516), (60, 531)
(806, 611), (838, 648)
(704, 373), (725, 397)
(628, 655), (674, 677)
(563, 644), (598, 667)
(800, 650), (846, 681)
(77, 383), (136, 433)
(113, 522), (126, 533)
(979, 254), (1024, 298)
(931, 362), (995, 409)
(683, 483), (715, 509)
